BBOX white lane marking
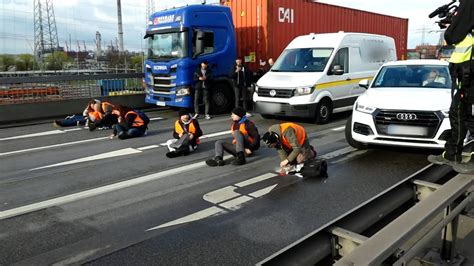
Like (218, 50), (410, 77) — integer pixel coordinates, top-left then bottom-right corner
(331, 126), (345, 132)
(0, 137), (109, 157)
(137, 145), (160, 151)
(150, 117), (163, 121)
(0, 130), (65, 141)
(30, 148), (143, 171)
(320, 146), (357, 160)
(62, 128), (83, 132)
(148, 173), (280, 230)
(200, 130), (231, 139)
(0, 156), (228, 220)
(146, 207), (224, 231)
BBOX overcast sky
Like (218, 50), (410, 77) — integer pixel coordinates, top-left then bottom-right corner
(0, 0), (449, 55)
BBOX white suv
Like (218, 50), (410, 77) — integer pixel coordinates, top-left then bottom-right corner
(346, 60), (451, 149)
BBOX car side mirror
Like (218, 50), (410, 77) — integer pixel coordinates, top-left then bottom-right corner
(330, 64), (344, 75)
(359, 79), (370, 89)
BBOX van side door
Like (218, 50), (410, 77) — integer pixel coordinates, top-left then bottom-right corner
(327, 47), (355, 109)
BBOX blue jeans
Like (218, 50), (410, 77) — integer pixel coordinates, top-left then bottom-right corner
(115, 124), (145, 139)
(57, 115), (86, 127)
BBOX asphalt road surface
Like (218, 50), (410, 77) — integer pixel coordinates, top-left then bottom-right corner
(0, 109), (436, 265)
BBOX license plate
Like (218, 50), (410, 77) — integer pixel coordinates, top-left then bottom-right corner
(260, 102), (281, 113)
(387, 125), (428, 136)
(157, 101), (166, 106)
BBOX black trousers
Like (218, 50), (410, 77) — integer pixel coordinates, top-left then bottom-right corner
(233, 84), (248, 110)
(444, 89), (474, 162)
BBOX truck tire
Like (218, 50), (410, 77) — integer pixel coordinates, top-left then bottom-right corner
(345, 116), (368, 150)
(315, 98), (332, 124)
(210, 83), (234, 114)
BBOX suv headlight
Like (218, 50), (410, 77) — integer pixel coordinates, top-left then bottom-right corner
(295, 86), (314, 96)
(176, 87), (191, 96)
(355, 102), (375, 114)
(441, 109), (449, 118)
(255, 85), (259, 93)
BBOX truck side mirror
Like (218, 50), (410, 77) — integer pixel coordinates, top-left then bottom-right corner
(193, 30), (205, 59)
(330, 64), (344, 75)
(359, 79), (370, 89)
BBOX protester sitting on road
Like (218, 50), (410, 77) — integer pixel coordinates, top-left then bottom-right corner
(262, 122), (316, 174)
(53, 99), (101, 127)
(88, 100), (120, 131)
(206, 107), (260, 166)
(166, 108), (203, 158)
(109, 105), (147, 140)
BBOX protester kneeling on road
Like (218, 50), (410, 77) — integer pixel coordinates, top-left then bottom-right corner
(110, 105), (148, 140)
(166, 108), (203, 158)
(262, 122), (316, 174)
(206, 107), (260, 166)
(89, 100), (120, 131)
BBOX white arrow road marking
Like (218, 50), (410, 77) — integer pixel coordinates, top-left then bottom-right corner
(62, 128), (83, 132)
(0, 156), (232, 220)
(0, 137), (109, 157)
(30, 148), (143, 171)
(147, 173), (280, 230)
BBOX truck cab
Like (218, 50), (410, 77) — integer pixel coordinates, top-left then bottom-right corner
(144, 5), (236, 113)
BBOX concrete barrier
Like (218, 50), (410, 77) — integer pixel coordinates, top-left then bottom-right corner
(0, 94), (153, 125)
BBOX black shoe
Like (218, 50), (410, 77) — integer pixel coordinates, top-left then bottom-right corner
(206, 156), (225, 167)
(232, 152), (246, 166)
(166, 151), (182, 158)
(89, 123), (97, 131)
(118, 132), (129, 140)
(53, 120), (61, 127)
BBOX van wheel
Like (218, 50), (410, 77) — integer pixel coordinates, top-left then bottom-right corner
(315, 98), (332, 124)
(210, 83), (233, 114)
(345, 116), (368, 150)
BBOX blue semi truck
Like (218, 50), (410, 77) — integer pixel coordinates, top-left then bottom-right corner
(144, 4), (237, 113)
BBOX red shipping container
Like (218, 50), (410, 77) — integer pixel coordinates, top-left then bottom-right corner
(225, 0), (408, 69)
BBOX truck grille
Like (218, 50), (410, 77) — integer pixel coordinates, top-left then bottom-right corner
(153, 74), (176, 89)
(258, 88), (294, 98)
(374, 110), (441, 138)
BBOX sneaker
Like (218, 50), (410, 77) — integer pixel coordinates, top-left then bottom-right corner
(427, 152), (456, 166)
(453, 162), (474, 174)
(53, 120), (61, 127)
(205, 114), (211, 120)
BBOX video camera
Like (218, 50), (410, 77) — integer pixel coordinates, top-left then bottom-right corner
(429, 0), (458, 29)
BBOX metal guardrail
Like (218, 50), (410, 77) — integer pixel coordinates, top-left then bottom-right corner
(0, 73), (144, 105)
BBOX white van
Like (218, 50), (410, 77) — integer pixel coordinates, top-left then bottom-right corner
(254, 32), (397, 124)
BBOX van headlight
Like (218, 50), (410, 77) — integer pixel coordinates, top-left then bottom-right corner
(295, 86), (314, 96)
(355, 102), (375, 114)
(255, 85), (259, 93)
(176, 87), (191, 96)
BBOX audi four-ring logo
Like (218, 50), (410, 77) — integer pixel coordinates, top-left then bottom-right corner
(396, 113), (417, 120)
(269, 89), (277, 97)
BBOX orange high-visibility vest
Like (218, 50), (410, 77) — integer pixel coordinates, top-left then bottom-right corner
(175, 120), (200, 143)
(232, 122), (253, 144)
(280, 123), (306, 150)
(125, 111), (144, 127)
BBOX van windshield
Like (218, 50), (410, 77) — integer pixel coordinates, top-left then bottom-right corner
(272, 48), (333, 72)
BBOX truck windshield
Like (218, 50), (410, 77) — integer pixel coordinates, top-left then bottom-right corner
(272, 48), (333, 72)
(146, 31), (188, 60)
(372, 65), (451, 89)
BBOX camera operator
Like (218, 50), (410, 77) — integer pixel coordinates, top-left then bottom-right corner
(428, 0), (474, 173)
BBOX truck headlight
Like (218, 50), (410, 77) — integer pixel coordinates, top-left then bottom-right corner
(295, 86), (314, 96)
(176, 87), (191, 96)
(355, 102), (375, 114)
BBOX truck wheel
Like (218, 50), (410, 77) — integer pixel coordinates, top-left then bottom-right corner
(315, 98), (332, 124)
(210, 83), (233, 114)
(345, 116), (368, 150)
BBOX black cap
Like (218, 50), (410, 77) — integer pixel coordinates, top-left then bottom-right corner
(202, 60), (208, 65)
(178, 108), (189, 117)
(262, 131), (280, 146)
(231, 107), (246, 118)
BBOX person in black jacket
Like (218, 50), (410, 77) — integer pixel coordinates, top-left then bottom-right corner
(428, 0), (474, 173)
(230, 58), (252, 111)
(166, 108), (203, 158)
(110, 105), (147, 140)
(206, 107), (260, 166)
(193, 60), (212, 120)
